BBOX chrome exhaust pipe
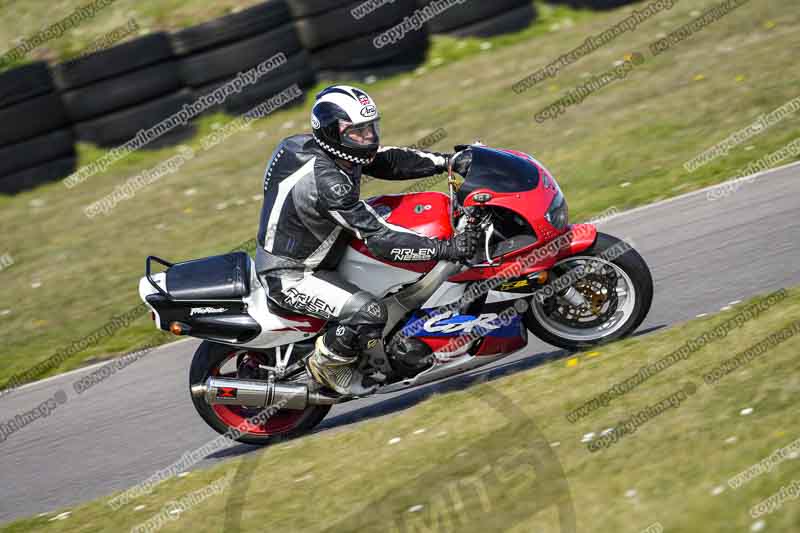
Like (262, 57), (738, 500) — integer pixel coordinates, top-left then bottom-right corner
(192, 377), (340, 410)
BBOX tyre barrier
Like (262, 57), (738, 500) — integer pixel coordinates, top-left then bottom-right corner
(0, 0), (606, 195)
(54, 32), (188, 148)
(171, 0), (292, 56)
(177, 2), (314, 115)
(552, 0), (639, 8)
(0, 62), (74, 195)
(420, 0), (536, 37)
(73, 89), (198, 149)
(289, 0), (427, 80)
(193, 51), (316, 116)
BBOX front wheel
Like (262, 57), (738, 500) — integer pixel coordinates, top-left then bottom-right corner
(524, 232), (653, 351)
(189, 341), (330, 446)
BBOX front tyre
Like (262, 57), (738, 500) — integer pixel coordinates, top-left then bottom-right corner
(524, 232), (653, 351)
(189, 341), (330, 446)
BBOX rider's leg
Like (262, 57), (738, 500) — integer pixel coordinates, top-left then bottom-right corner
(262, 271), (387, 395)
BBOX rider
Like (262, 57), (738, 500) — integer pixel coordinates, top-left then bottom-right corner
(256, 84), (473, 396)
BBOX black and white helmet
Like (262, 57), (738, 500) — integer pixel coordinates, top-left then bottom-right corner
(311, 85), (380, 164)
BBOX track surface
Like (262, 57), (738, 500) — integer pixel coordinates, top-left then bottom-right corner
(1, 165), (799, 524)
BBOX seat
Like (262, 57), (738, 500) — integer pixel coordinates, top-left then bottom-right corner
(166, 252), (251, 300)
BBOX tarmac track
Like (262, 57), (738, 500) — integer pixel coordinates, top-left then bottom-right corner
(1, 163), (798, 524)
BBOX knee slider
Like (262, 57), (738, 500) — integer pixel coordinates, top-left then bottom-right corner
(323, 324), (360, 358)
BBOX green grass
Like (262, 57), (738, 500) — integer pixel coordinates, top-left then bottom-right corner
(0, 0), (271, 63)
(4, 286), (799, 532)
(0, 1), (587, 65)
(1, 0), (799, 387)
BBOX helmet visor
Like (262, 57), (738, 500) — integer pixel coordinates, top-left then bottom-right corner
(340, 120), (380, 148)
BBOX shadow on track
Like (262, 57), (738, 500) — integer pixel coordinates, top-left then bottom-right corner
(208, 323), (666, 460)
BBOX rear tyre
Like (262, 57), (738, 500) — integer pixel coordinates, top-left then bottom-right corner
(524, 232), (653, 351)
(189, 341), (330, 445)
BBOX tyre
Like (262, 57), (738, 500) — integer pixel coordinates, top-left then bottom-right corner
(295, 0), (417, 50)
(578, 0), (638, 8)
(0, 156), (76, 195)
(53, 33), (175, 90)
(0, 92), (69, 147)
(178, 24), (302, 87)
(422, 0), (529, 33)
(312, 24), (429, 70)
(171, 0), (292, 56)
(0, 128), (75, 176)
(317, 58), (424, 82)
(189, 341), (331, 445)
(194, 51), (316, 115)
(524, 232), (653, 351)
(287, 0), (354, 18)
(449, 4), (536, 38)
(0, 62), (54, 110)
(61, 61), (183, 122)
(74, 89), (196, 148)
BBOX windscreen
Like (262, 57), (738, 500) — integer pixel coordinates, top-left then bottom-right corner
(457, 147), (540, 204)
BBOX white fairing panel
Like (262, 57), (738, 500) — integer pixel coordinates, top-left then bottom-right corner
(138, 273), (166, 328)
(336, 245), (424, 297)
(137, 260), (326, 350)
(242, 259), (324, 348)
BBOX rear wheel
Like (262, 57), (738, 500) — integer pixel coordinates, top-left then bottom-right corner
(189, 341), (330, 445)
(524, 232), (653, 351)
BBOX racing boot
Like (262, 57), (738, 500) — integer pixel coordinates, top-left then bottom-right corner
(305, 336), (376, 397)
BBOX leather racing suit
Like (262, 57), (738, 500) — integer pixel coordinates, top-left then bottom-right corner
(256, 133), (451, 380)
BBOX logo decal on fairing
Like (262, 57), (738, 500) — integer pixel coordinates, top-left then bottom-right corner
(390, 248), (436, 261)
(423, 311), (501, 334)
(190, 307), (227, 316)
(283, 288), (335, 318)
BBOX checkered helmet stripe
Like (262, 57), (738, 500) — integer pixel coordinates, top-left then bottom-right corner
(313, 133), (372, 164)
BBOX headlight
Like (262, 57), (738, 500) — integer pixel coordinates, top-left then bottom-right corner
(545, 191), (569, 230)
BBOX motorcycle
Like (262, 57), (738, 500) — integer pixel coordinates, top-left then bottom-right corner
(139, 145), (652, 444)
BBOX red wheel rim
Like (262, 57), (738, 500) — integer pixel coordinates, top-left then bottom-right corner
(209, 350), (307, 436)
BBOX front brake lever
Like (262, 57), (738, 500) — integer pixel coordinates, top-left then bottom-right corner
(483, 223), (498, 266)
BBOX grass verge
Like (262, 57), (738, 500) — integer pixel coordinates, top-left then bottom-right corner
(4, 285), (800, 532)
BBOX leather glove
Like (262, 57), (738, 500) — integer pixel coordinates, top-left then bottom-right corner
(448, 149), (472, 177)
(435, 230), (479, 262)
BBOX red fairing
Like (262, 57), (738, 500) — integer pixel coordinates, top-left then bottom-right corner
(449, 224), (598, 282)
(565, 223), (597, 255)
(349, 192), (453, 273)
(474, 335), (527, 357)
(271, 315), (326, 333)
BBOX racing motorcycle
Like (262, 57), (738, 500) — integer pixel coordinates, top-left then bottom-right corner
(139, 145), (652, 444)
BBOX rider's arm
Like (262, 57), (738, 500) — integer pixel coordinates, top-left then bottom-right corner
(316, 161), (443, 262)
(363, 146), (449, 180)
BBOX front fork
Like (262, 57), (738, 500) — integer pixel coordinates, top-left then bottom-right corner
(559, 286), (590, 308)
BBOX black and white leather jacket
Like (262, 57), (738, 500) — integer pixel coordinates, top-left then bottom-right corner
(256, 134), (449, 276)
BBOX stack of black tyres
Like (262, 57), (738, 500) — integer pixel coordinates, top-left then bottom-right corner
(289, 0), (428, 80)
(174, 1), (315, 116)
(583, 0), (639, 8)
(551, 0), (637, 8)
(421, 0), (537, 37)
(54, 33), (195, 149)
(0, 62), (75, 194)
